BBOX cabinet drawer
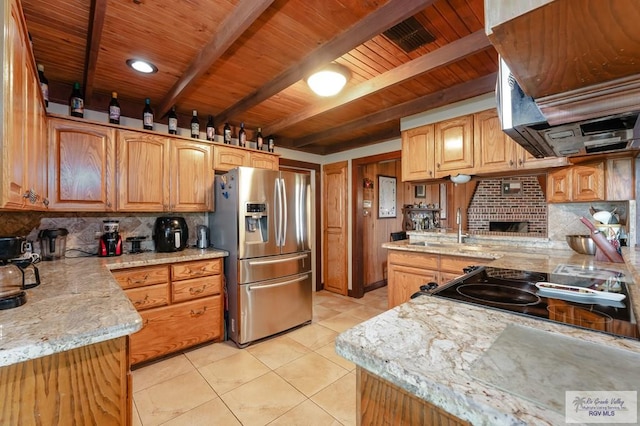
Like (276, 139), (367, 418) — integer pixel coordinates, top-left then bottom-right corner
(440, 256), (483, 274)
(171, 259), (222, 281)
(388, 251), (438, 270)
(125, 283), (169, 310)
(112, 265), (169, 289)
(130, 296), (222, 365)
(172, 275), (222, 303)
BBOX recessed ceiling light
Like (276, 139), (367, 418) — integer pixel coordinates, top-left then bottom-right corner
(306, 63), (350, 97)
(126, 59), (158, 74)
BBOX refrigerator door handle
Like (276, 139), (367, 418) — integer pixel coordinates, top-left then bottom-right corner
(274, 178), (281, 246)
(247, 274), (309, 291)
(280, 178), (287, 246)
(247, 254), (308, 266)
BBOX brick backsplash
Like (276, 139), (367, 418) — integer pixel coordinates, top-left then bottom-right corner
(467, 176), (547, 235)
(0, 211), (207, 255)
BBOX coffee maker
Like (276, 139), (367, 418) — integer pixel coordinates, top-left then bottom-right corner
(99, 220), (123, 257)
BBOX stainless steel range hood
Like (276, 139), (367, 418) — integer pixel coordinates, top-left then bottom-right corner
(497, 58), (640, 157)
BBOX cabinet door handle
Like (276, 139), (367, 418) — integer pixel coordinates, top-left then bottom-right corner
(133, 294), (150, 307)
(189, 286), (205, 295)
(129, 274), (149, 284)
(436, 163), (441, 169)
(190, 307), (207, 317)
(43, 198), (50, 207)
(518, 159), (524, 166)
(509, 160), (514, 167)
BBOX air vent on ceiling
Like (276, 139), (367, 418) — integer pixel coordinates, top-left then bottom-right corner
(383, 16), (435, 53)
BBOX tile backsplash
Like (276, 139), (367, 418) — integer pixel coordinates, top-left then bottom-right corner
(0, 211), (207, 255)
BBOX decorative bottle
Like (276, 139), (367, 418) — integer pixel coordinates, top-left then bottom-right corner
(69, 82), (84, 118)
(108, 92), (120, 124)
(206, 115), (215, 141)
(143, 98), (153, 130)
(223, 122), (232, 144)
(190, 110), (200, 138)
(37, 64), (49, 107)
(168, 106), (178, 135)
(238, 122), (247, 147)
(267, 135), (275, 152)
(256, 127), (264, 150)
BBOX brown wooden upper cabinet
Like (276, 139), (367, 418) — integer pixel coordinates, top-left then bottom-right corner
(48, 118), (116, 211)
(434, 115), (474, 178)
(213, 144), (279, 172)
(401, 124), (435, 181)
(547, 155), (635, 203)
(0, 0), (48, 211)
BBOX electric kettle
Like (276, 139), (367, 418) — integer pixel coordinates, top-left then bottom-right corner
(37, 228), (69, 260)
(196, 225), (210, 249)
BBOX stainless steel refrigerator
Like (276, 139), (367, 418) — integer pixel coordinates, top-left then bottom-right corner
(209, 167), (312, 347)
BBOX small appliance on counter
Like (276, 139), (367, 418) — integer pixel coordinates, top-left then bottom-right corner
(0, 236), (41, 310)
(196, 225), (210, 249)
(125, 236), (147, 254)
(153, 217), (188, 252)
(99, 220), (123, 257)
(37, 228), (69, 260)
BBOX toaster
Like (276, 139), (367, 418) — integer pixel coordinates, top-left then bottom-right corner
(153, 217), (188, 252)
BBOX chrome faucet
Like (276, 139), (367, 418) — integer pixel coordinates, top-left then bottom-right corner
(456, 208), (468, 244)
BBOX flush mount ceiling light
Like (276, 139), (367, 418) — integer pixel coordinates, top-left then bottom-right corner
(126, 59), (158, 74)
(306, 63), (350, 97)
(450, 174), (472, 184)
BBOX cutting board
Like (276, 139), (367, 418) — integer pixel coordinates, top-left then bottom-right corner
(469, 324), (640, 414)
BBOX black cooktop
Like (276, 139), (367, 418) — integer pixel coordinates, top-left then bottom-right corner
(431, 266), (638, 339)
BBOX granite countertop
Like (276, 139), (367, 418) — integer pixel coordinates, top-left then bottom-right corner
(338, 241), (640, 425)
(0, 247), (228, 368)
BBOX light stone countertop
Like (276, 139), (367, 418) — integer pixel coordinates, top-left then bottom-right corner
(0, 248), (228, 368)
(337, 240), (640, 425)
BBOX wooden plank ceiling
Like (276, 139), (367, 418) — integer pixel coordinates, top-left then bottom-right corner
(21, 0), (498, 155)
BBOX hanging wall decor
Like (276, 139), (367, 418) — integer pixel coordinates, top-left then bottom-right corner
(378, 175), (396, 218)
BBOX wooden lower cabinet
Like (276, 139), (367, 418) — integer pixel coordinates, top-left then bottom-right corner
(0, 337), (130, 425)
(387, 250), (484, 308)
(112, 258), (224, 365)
(357, 367), (470, 426)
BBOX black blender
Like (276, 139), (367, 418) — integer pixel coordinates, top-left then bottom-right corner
(98, 220), (123, 257)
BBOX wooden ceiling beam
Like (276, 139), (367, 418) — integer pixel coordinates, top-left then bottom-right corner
(83, 0), (108, 106)
(156, 0), (276, 117)
(215, 0), (438, 125)
(264, 30), (492, 136)
(292, 72), (498, 148)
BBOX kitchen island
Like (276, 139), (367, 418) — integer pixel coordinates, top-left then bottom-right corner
(0, 247), (227, 425)
(336, 241), (640, 425)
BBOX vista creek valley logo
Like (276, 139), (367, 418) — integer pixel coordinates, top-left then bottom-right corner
(566, 391), (637, 423)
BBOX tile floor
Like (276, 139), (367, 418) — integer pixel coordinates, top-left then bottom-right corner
(132, 286), (388, 426)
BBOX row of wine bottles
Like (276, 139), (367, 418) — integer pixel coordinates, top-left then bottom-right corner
(36, 68), (275, 152)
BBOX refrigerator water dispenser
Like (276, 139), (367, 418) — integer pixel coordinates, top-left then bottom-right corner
(245, 203), (268, 243)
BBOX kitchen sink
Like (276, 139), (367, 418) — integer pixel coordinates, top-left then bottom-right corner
(408, 241), (487, 252)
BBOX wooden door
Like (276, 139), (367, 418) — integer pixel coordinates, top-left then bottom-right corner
(117, 131), (170, 211)
(213, 145), (249, 172)
(401, 125), (434, 181)
(606, 156), (634, 201)
(48, 118), (116, 211)
(547, 168), (572, 203)
(573, 162), (605, 202)
(387, 263), (438, 308)
(323, 161), (348, 295)
(474, 109), (517, 172)
(435, 115), (474, 177)
(250, 152), (279, 170)
(170, 140), (213, 212)
(25, 59), (48, 209)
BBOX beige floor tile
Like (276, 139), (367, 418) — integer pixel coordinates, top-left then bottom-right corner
(313, 304), (343, 322)
(287, 323), (338, 350)
(132, 354), (197, 392)
(316, 298), (363, 312)
(246, 335), (310, 370)
(343, 304), (385, 321)
(318, 312), (366, 333)
(315, 341), (355, 371)
(268, 399), (342, 425)
(133, 370), (218, 426)
(312, 290), (344, 305)
(220, 372), (306, 426)
(275, 352), (348, 397)
(132, 402), (142, 426)
(311, 372), (357, 426)
(183, 340), (242, 369)
(162, 397), (241, 426)
(198, 350), (270, 394)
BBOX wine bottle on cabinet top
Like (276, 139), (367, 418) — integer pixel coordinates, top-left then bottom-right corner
(108, 92), (120, 124)
(256, 127), (264, 150)
(223, 122), (232, 144)
(191, 110), (200, 139)
(37, 64), (49, 107)
(238, 122), (247, 147)
(143, 98), (153, 130)
(168, 106), (178, 134)
(267, 135), (275, 152)
(206, 115), (215, 141)
(69, 82), (84, 118)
